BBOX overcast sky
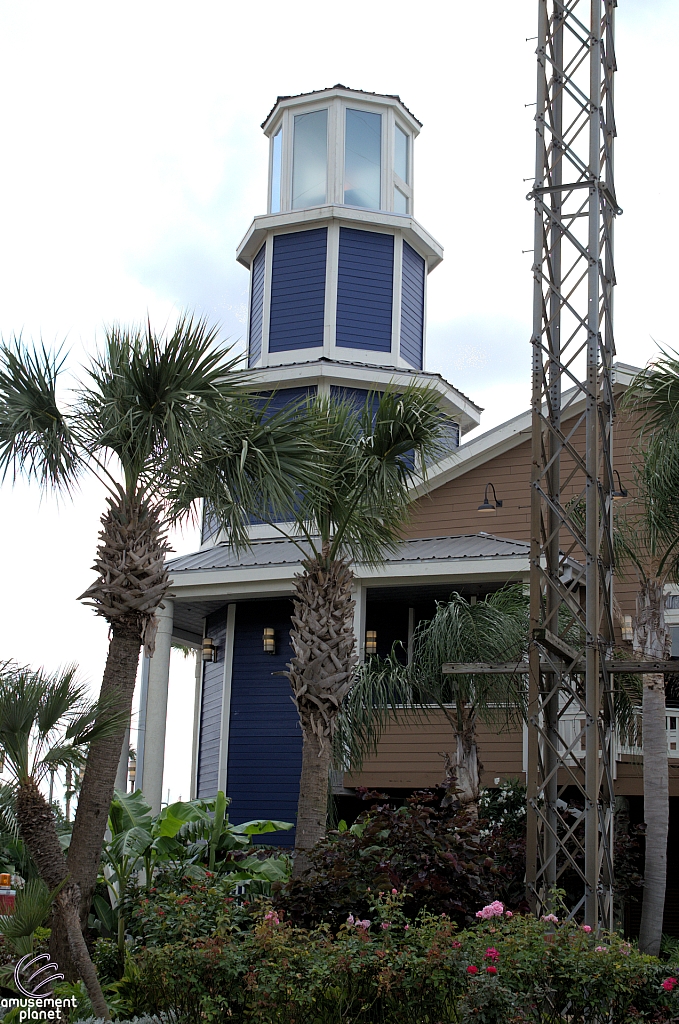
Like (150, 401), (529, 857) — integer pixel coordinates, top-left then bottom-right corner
(1, 0), (677, 803)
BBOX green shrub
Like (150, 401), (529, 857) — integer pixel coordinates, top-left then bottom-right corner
(111, 892), (679, 1023)
(123, 874), (255, 947)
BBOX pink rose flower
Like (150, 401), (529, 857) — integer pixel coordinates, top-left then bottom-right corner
(476, 901), (505, 920)
(505, 911), (513, 918)
(391, 888), (398, 895)
(404, 924), (409, 931)
(381, 922), (390, 930)
(452, 941), (462, 949)
(484, 947), (500, 962)
(582, 924), (592, 933)
(595, 945), (607, 953)
(541, 914), (559, 924)
(346, 914), (355, 925)
(662, 977), (678, 992)
(467, 965), (479, 975)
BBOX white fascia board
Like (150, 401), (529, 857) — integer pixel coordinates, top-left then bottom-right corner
(261, 88), (422, 137)
(167, 554), (530, 602)
(236, 207), (443, 271)
(411, 364), (641, 499)
(250, 360), (481, 431)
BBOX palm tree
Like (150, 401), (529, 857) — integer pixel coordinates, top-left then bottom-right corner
(0, 316), (314, 968)
(620, 354), (679, 955)
(223, 386), (447, 877)
(336, 588), (529, 811)
(0, 660), (122, 1018)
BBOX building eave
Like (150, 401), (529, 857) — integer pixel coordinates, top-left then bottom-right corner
(410, 361), (643, 499)
(236, 207), (443, 271)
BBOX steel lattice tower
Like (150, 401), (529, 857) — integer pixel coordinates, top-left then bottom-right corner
(526, 0), (619, 928)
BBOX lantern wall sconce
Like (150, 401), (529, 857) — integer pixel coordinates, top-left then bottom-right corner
(263, 627), (276, 654)
(612, 470), (628, 500)
(478, 483), (503, 512)
(365, 630), (378, 655)
(202, 637), (216, 662)
(621, 614), (634, 642)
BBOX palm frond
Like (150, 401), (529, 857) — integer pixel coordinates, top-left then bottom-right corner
(0, 878), (59, 944)
(267, 385), (449, 566)
(623, 349), (679, 432)
(0, 661), (117, 784)
(334, 587), (530, 773)
(78, 314), (246, 492)
(169, 392), (319, 551)
(333, 647), (417, 774)
(0, 339), (82, 493)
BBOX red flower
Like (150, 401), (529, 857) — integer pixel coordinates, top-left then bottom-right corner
(486, 966), (498, 975)
(662, 978), (678, 992)
(467, 965), (479, 975)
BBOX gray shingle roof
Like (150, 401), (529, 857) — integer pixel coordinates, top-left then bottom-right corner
(167, 533), (530, 574)
(261, 85), (422, 129)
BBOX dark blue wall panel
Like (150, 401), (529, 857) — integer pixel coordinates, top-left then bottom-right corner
(336, 228), (393, 352)
(268, 229), (327, 352)
(400, 241), (425, 369)
(196, 608), (227, 798)
(248, 244), (266, 367)
(226, 600), (301, 846)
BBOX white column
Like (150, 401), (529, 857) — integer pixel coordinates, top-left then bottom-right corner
(114, 725), (130, 793)
(190, 636), (204, 800)
(138, 599), (174, 814)
(217, 604), (237, 793)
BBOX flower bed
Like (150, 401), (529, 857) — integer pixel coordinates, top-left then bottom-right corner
(106, 894), (679, 1023)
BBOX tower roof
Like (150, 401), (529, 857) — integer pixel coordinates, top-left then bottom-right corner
(261, 84), (422, 133)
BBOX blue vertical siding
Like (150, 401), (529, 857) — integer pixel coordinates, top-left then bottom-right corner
(268, 229), (327, 352)
(400, 241), (425, 369)
(248, 244), (266, 367)
(196, 608), (227, 798)
(336, 228), (393, 352)
(226, 600), (301, 845)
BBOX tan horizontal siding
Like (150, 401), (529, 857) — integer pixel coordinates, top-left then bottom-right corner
(405, 405), (644, 626)
(345, 712), (524, 790)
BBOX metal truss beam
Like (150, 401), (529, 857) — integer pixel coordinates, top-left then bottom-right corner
(526, 0), (618, 930)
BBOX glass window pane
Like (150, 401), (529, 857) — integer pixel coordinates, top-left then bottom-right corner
(395, 124), (409, 183)
(393, 186), (408, 214)
(270, 128), (282, 213)
(344, 108), (381, 209)
(292, 109), (327, 209)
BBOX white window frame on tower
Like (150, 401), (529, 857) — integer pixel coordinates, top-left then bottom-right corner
(265, 95), (416, 216)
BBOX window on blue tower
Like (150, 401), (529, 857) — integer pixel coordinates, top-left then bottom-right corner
(344, 108), (381, 209)
(395, 123), (409, 183)
(292, 109), (327, 209)
(270, 127), (282, 213)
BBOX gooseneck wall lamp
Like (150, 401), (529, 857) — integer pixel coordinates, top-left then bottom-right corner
(477, 483), (503, 513)
(612, 470), (628, 500)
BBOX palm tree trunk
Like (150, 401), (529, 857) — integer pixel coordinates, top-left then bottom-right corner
(639, 672), (669, 955)
(293, 732), (333, 877)
(287, 556), (357, 879)
(455, 711), (482, 810)
(16, 780), (110, 1019)
(635, 578), (670, 956)
(50, 625), (141, 977)
(53, 489), (170, 974)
